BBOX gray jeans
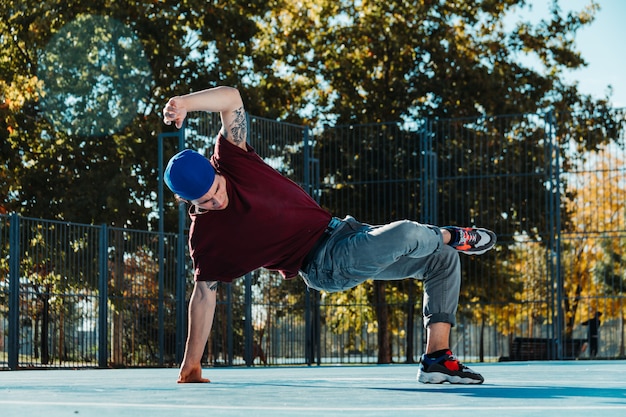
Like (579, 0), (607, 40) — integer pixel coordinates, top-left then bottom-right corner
(299, 216), (461, 327)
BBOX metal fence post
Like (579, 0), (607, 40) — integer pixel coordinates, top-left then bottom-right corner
(420, 118), (437, 225)
(305, 290), (312, 365)
(175, 209), (187, 364)
(98, 223), (109, 368)
(302, 125), (321, 366)
(244, 273), (253, 366)
(227, 283), (233, 366)
(546, 110), (564, 359)
(303, 126), (311, 195)
(303, 125), (313, 365)
(158, 126), (187, 364)
(176, 128), (187, 363)
(315, 291), (321, 366)
(157, 219), (165, 367)
(8, 213), (20, 370)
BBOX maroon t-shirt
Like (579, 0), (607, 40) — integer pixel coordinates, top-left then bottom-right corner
(188, 135), (331, 282)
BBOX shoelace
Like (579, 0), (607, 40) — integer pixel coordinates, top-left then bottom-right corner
(459, 230), (480, 246)
(441, 352), (461, 371)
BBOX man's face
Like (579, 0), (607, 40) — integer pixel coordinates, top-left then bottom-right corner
(190, 174), (229, 211)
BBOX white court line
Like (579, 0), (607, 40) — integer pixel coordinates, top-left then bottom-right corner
(1, 400), (625, 412)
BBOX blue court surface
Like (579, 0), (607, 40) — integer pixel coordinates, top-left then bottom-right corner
(1, 361), (625, 416)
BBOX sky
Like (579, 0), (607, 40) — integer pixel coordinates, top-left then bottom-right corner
(519, 0), (626, 108)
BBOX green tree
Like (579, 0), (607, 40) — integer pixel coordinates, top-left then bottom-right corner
(0, 0), (285, 228)
(3, 0), (622, 364)
(250, 0), (619, 361)
(567, 147), (626, 356)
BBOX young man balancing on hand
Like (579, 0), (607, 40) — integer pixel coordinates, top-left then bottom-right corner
(162, 86), (496, 385)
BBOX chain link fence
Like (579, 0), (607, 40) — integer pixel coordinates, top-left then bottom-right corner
(2, 109), (625, 369)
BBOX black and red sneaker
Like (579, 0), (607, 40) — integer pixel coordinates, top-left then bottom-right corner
(417, 350), (484, 384)
(444, 226), (496, 255)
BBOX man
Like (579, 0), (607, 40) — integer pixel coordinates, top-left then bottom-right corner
(162, 86), (496, 385)
(582, 312), (602, 358)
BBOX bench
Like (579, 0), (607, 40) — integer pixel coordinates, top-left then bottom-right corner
(508, 337), (586, 361)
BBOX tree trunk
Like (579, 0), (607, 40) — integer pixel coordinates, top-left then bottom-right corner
(112, 308), (123, 365)
(479, 315), (485, 362)
(34, 314), (40, 359)
(619, 308), (626, 358)
(111, 234), (124, 366)
(374, 281), (391, 364)
(58, 307), (65, 363)
(41, 289), (50, 365)
(405, 281), (416, 363)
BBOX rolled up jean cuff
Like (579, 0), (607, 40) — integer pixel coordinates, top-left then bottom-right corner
(423, 312), (456, 328)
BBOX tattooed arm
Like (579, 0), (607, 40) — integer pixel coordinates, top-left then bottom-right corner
(177, 281), (219, 383)
(162, 86), (248, 150)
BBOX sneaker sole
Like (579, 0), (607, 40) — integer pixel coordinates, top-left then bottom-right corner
(456, 246), (494, 255)
(417, 370), (484, 384)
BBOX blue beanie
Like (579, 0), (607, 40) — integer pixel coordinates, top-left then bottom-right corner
(164, 150), (215, 201)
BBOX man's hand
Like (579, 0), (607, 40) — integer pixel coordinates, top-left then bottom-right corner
(177, 281), (218, 384)
(177, 362), (210, 383)
(162, 97), (188, 129)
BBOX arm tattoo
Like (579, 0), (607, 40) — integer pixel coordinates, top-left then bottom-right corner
(228, 106), (248, 145)
(204, 281), (218, 292)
